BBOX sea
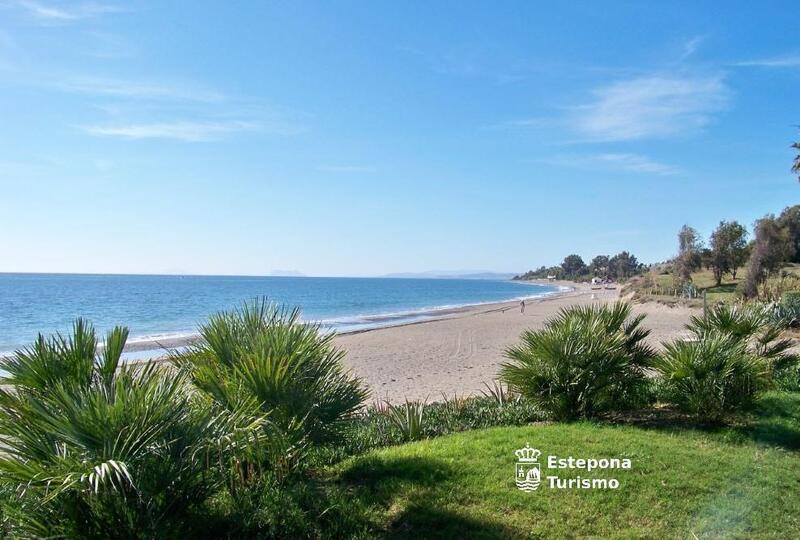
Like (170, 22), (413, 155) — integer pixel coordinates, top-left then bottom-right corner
(0, 273), (562, 356)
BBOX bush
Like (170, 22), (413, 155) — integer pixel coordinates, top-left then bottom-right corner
(769, 291), (800, 328)
(654, 335), (770, 422)
(687, 304), (797, 374)
(174, 299), (369, 481)
(501, 303), (655, 420)
(203, 472), (370, 539)
(775, 365), (800, 391)
(0, 320), (259, 538)
(313, 396), (543, 463)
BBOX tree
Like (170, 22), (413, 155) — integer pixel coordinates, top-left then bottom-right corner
(743, 215), (794, 298)
(777, 205), (800, 263)
(589, 255), (609, 276)
(674, 225), (703, 285)
(709, 220), (748, 285)
(561, 254), (587, 278)
(700, 248), (714, 271)
(793, 138), (800, 182)
(607, 251), (641, 280)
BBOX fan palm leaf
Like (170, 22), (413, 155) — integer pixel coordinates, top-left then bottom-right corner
(0, 320), (265, 538)
(174, 298), (369, 479)
(502, 302), (654, 420)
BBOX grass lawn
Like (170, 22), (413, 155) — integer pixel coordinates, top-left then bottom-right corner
(327, 392), (800, 538)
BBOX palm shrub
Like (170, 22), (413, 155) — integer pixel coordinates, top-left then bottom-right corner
(501, 302), (655, 420)
(174, 299), (369, 481)
(0, 320), (263, 539)
(687, 304), (797, 375)
(653, 334), (770, 422)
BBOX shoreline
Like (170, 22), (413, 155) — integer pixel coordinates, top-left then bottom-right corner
(94, 282), (581, 356)
(335, 284), (697, 402)
(1, 281), (699, 401)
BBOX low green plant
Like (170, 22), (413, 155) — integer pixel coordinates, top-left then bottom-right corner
(440, 391), (468, 415)
(387, 399), (427, 441)
(654, 334), (771, 422)
(174, 298), (369, 482)
(501, 302), (655, 420)
(481, 380), (516, 406)
(203, 471), (370, 539)
(768, 291), (800, 328)
(775, 364), (800, 391)
(687, 303), (797, 374)
(319, 396), (542, 462)
(0, 320), (262, 538)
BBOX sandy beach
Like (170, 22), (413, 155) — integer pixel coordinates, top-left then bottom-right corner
(108, 281), (700, 403)
(335, 282), (700, 402)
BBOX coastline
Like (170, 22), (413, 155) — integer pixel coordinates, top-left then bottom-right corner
(1, 281), (699, 402)
(336, 283), (698, 402)
(112, 281), (577, 354)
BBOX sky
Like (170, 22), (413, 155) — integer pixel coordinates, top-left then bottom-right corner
(0, 1), (798, 277)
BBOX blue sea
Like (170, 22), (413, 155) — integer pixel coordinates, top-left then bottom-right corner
(0, 274), (561, 355)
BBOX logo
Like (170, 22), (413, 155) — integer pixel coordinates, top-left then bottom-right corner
(514, 443), (541, 492)
(514, 444), (632, 492)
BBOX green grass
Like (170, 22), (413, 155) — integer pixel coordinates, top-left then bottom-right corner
(324, 392), (800, 538)
(653, 269), (742, 305)
(633, 264), (800, 307)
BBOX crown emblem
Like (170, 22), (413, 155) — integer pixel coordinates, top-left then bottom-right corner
(514, 443), (541, 462)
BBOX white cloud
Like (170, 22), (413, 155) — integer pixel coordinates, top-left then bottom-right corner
(591, 153), (681, 176)
(681, 35), (705, 60)
(9, 0), (123, 21)
(542, 153), (681, 177)
(735, 55), (800, 68)
(81, 121), (260, 142)
(58, 76), (224, 102)
(573, 75), (728, 142)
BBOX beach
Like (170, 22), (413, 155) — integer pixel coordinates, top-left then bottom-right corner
(1, 278), (699, 402)
(336, 282), (700, 402)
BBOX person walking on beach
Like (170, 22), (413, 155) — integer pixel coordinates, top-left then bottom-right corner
(520, 299), (525, 314)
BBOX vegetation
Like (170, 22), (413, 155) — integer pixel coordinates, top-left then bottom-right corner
(708, 220), (748, 284)
(654, 335), (770, 421)
(0, 300), (797, 537)
(627, 210), (800, 306)
(686, 304), (795, 372)
(652, 304), (797, 422)
(777, 205), (800, 263)
(673, 224), (703, 287)
(0, 320), (263, 538)
(329, 393), (800, 538)
(744, 214), (796, 298)
(501, 303), (654, 420)
(770, 291), (800, 328)
(174, 299), (368, 480)
(386, 400), (427, 442)
(514, 250), (644, 282)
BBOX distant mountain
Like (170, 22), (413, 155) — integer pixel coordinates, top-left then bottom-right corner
(269, 269), (306, 277)
(383, 270), (517, 280)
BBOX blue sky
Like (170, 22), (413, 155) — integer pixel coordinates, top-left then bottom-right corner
(0, 1), (798, 276)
